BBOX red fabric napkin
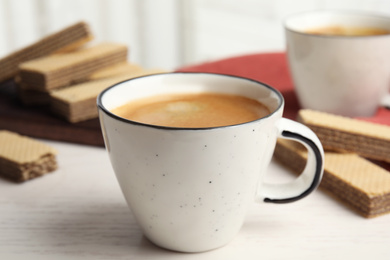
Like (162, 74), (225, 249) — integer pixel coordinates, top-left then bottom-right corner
(178, 52), (390, 126)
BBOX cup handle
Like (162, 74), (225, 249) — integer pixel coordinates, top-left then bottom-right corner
(380, 93), (390, 109)
(259, 118), (324, 203)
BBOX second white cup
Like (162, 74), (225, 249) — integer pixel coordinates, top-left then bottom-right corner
(285, 10), (390, 117)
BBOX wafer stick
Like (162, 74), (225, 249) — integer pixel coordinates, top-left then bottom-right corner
(19, 42), (128, 91)
(0, 21), (93, 83)
(297, 109), (390, 163)
(0, 130), (58, 182)
(50, 69), (166, 123)
(17, 62), (144, 106)
(274, 139), (390, 218)
(87, 62), (143, 80)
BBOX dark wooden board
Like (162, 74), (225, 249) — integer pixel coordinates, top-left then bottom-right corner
(0, 80), (104, 147)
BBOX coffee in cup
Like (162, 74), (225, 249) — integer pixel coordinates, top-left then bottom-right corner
(111, 92), (270, 128)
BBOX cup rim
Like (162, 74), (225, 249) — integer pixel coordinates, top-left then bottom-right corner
(284, 9), (390, 39)
(97, 72), (284, 131)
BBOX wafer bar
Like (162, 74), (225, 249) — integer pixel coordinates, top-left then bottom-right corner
(87, 62), (143, 80)
(0, 21), (93, 83)
(50, 69), (166, 123)
(274, 139), (390, 218)
(0, 130), (58, 182)
(17, 62), (144, 106)
(19, 42), (128, 91)
(297, 109), (390, 163)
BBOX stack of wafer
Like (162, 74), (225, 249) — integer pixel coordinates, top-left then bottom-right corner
(1, 20), (168, 123)
(274, 109), (390, 218)
(17, 41), (166, 121)
(0, 130), (57, 182)
(15, 44), (138, 106)
(15, 42), (128, 106)
(50, 69), (165, 123)
(0, 21), (93, 83)
(275, 139), (390, 218)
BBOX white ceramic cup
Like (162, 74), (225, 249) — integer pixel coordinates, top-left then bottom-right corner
(97, 72), (324, 253)
(285, 10), (390, 117)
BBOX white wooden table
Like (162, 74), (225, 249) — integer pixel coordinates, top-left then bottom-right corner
(1, 140), (389, 260)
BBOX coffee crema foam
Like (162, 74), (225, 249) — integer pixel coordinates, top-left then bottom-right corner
(305, 26), (390, 36)
(111, 93), (270, 128)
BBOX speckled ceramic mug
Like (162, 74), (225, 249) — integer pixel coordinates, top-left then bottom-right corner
(97, 72), (324, 253)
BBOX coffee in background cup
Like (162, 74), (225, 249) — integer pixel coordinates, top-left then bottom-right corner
(284, 10), (390, 117)
(305, 25), (390, 36)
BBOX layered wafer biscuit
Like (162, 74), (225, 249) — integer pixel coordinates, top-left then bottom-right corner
(274, 139), (390, 218)
(0, 130), (58, 182)
(297, 109), (390, 163)
(17, 62), (143, 106)
(19, 42), (128, 91)
(0, 21), (93, 83)
(87, 62), (143, 80)
(50, 69), (166, 123)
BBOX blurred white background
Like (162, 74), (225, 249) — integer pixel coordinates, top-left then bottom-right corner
(1, 0), (390, 70)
